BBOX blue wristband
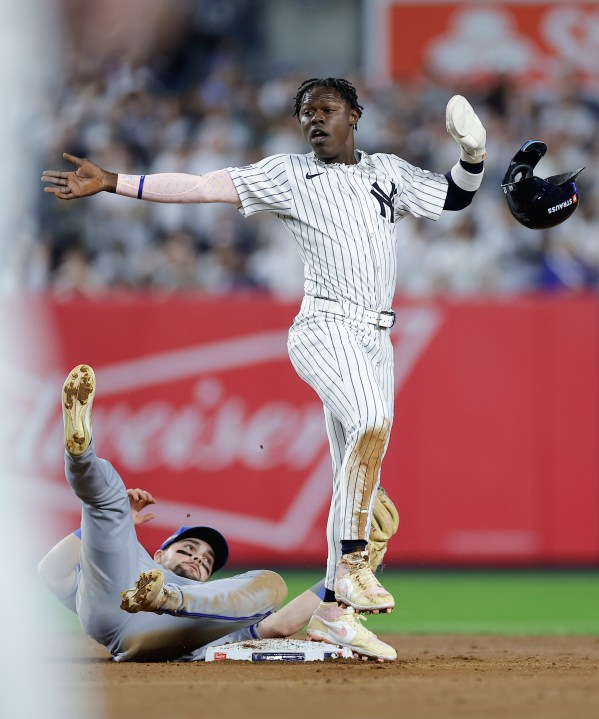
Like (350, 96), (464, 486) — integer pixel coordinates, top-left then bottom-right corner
(309, 579), (326, 600)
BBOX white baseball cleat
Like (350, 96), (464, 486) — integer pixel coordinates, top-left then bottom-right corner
(120, 569), (182, 613)
(335, 551), (395, 613)
(62, 364), (95, 456)
(445, 94), (487, 162)
(307, 601), (397, 662)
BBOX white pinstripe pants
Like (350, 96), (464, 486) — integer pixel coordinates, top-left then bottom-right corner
(288, 297), (394, 589)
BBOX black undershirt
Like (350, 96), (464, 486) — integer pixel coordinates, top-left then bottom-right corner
(443, 159), (484, 211)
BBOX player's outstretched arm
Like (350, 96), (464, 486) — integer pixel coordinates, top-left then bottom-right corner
(41, 153), (116, 200)
(255, 582), (323, 639)
(42, 154), (241, 205)
(116, 168), (241, 205)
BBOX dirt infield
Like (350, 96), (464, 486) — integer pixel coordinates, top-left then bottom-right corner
(53, 633), (599, 719)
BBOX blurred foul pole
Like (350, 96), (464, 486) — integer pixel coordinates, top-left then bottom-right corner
(0, 1), (99, 717)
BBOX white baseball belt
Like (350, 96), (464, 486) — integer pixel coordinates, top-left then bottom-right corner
(311, 296), (396, 329)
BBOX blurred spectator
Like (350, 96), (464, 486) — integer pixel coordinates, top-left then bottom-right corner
(30, 10), (599, 299)
(52, 245), (106, 297)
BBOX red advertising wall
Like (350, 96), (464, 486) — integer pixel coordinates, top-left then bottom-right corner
(13, 295), (599, 567)
(384, 2), (599, 85)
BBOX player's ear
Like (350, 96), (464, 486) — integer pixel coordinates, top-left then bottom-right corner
(153, 549), (164, 563)
(349, 109), (359, 129)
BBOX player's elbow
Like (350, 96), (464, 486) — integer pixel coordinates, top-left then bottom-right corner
(37, 554), (56, 592)
(37, 554), (77, 598)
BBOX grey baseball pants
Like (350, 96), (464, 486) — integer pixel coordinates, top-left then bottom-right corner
(65, 441), (286, 661)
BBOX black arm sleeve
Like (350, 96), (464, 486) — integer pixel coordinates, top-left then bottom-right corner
(443, 159), (483, 211)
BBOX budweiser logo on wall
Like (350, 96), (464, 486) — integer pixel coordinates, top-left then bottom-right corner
(9, 300), (441, 559)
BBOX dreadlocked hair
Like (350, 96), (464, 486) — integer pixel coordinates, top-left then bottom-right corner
(292, 78), (364, 127)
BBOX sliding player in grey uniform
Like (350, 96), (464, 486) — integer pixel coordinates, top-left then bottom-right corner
(43, 364), (286, 662)
(41, 365), (400, 661)
(42, 79), (486, 661)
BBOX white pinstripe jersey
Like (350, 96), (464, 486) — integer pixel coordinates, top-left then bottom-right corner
(228, 150), (448, 310)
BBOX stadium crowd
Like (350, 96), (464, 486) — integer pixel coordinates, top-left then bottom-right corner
(29, 48), (599, 298)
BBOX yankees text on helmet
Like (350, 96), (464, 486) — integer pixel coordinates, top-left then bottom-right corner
(501, 140), (584, 230)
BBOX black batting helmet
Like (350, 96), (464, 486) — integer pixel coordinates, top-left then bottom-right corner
(501, 140), (584, 230)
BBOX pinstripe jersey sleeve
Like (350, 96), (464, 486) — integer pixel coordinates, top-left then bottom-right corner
(372, 154), (448, 222)
(227, 154), (293, 218)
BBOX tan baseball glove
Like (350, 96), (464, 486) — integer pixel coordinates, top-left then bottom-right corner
(368, 486), (400, 572)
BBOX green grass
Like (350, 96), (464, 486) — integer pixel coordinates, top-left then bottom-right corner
(278, 569), (599, 635)
(46, 570), (599, 635)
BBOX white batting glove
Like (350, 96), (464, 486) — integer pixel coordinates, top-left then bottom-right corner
(446, 95), (486, 163)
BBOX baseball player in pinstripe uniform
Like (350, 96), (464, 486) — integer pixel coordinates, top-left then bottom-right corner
(43, 78), (486, 661)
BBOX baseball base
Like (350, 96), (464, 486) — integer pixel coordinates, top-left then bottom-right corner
(205, 638), (353, 662)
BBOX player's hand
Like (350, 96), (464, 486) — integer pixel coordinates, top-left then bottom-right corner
(367, 486), (400, 572)
(41, 153), (116, 200)
(127, 488), (157, 526)
(446, 95), (487, 163)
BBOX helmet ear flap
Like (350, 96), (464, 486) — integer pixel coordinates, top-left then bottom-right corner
(502, 140), (547, 185)
(507, 162), (534, 184)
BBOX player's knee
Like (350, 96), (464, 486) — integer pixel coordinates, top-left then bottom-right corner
(355, 417), (391, 450)
(266, 570), (288, 607)
(253, 569), (288, 608)
(376, 416), (391, 438)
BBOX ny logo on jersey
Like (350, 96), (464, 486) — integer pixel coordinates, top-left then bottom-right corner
(370, 181), (397, 223)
